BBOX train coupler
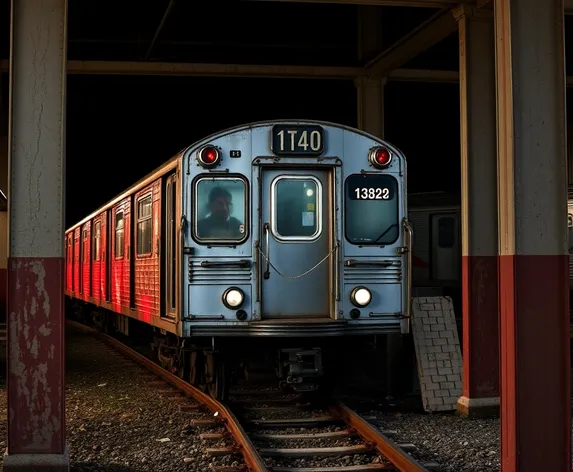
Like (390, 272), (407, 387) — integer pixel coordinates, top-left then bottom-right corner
(277, 347), (323, 392)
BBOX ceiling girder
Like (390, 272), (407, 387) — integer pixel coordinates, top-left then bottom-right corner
(2, 60), (573, 87)
(365, 7), (457, 76)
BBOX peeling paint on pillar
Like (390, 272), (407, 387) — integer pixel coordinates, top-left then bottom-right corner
(7, 257), (65, 454)
(6, 0), (68, 462)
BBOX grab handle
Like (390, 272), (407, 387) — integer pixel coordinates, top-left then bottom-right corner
(263, 223), (270, 279)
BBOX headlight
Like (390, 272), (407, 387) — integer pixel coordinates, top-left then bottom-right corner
(223, 287), (244, 309)
(350, 286), (372, 307)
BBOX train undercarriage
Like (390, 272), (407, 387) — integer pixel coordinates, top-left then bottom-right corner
(67, 301), (385, 402)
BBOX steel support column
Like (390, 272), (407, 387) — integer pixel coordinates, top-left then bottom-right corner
(494, 0), (570, 470)
(4, 0), (69, 470)
(356, 5), (386, 137)
(453, 4), (499, 418)
(355, 77), (386, 138)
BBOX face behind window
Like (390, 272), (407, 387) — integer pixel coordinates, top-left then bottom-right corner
(210, 195), (232, 220)
(194, 178), (247, 243)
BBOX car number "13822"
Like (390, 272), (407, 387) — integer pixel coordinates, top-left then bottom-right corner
(354, 187), (391, 200)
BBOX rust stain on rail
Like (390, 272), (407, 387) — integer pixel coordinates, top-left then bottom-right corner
(328, 403), (428, 472)
(66, 320), (268, 472)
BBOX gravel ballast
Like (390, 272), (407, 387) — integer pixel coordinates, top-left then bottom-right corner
(362, 408), (500, 472)
(1, 327), (573, 471)
(0, 326), (244, 472)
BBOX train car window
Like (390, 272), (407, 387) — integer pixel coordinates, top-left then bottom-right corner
(344, 174), (399, 245)
(82, 229), (89, 263)
(137, 195), (153, 256)
(437, 217), (456, 248)
(93, 221), (101, 261)
(271, 176), (321, 241)
(193, 176), (247, 243)
(115, 211), (124, 258)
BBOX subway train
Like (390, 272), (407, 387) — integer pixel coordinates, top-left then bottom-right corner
(64, 120), (413, 400)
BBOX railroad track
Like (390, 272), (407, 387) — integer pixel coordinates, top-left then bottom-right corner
(67, 320), (436, 472)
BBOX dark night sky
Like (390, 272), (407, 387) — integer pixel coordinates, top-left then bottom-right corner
(64, 75), (460, 226)
(1, 1), (571, 227)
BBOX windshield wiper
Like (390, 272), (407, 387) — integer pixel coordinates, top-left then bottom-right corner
(373, 222), (398, 243)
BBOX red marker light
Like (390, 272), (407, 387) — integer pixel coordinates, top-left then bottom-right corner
(197, 145), (220, 167)
(375, 149), (390, 165)
(369, 146), (392, 168)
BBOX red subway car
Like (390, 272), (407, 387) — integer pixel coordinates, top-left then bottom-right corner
(65, 157), (181, 336)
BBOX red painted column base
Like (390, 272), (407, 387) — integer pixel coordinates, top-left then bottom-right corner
(457, 255), (500, 418)
(499, 254), (570, 472)
(5, 257), (68, 469)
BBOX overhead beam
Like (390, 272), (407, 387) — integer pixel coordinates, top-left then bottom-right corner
(478, 0), (573, 13)
(0, 60), (363, 79)
(3, 60), (573, 86)
(366, 8), (458, 77)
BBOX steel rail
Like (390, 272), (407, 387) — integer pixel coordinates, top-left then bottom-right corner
(328, 402), (429, 472)
(66, 320), (268, 472)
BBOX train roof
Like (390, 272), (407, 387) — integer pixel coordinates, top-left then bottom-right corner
(178, 119), (402, 154)
(66, 119), (407, 232)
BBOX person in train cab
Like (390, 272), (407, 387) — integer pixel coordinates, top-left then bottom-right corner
(197, 186), (243, 239)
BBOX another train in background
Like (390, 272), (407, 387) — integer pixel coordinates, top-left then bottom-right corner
(408, 190), (573, 329)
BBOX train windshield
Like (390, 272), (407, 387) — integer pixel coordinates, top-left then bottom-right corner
(345, 174), (399, 245)
(193, 176), (248, 243)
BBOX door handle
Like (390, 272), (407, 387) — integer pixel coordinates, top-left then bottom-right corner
(263, 222), (270, 279)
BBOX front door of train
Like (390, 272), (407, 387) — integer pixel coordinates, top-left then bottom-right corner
(260, 169), (332, 318)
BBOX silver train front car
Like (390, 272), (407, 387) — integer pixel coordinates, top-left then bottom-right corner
(180, 120), (412, 345)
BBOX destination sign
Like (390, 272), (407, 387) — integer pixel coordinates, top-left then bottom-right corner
(271, 124), (324, 156)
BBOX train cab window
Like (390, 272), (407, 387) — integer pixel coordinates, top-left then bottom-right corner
(345, 174), (399, 245)
(437, 217), (456, 248)
(194, 177), (247, 243)
(271, 176), (321, 240)
(93, 221), (101, 261)
(115, 211), (124, 258)
(137, 195), (153, 256)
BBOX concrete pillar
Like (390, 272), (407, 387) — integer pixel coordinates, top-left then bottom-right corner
(0, 68), (7, 320)
(355, 77), (386, 139)
(494, 0), (570, 471)
(4, 0), (69, 470)
(453, 5), (500, 418)
(0, 70), (8, 195)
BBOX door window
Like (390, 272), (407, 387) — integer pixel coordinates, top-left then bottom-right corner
(271, 176), (322, 241)
(115, 211), (124, 258)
